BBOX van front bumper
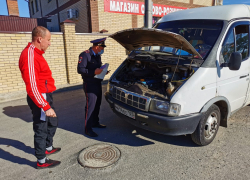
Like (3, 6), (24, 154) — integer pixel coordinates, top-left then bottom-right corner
(105, 92), (202, 136)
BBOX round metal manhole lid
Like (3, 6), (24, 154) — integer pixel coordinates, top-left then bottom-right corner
(78, 144), (121, 168)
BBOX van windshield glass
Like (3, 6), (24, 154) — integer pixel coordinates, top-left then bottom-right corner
(138, 20), (223, 59)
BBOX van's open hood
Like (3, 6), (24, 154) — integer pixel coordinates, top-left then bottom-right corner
(109, 28), (203, 59)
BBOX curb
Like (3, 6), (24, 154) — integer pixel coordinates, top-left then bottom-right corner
(0, 80), (109, 103)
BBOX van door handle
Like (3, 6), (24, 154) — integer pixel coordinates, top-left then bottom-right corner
(240, 74), (249, 79)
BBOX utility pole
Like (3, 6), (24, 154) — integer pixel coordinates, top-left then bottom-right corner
(144, 0), (153, 28)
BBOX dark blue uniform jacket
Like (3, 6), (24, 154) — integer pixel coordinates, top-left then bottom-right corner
(77, 47), (102, 83)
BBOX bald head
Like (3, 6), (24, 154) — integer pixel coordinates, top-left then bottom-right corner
(32, 26), (49, 42)
(31, 26), (51, 52)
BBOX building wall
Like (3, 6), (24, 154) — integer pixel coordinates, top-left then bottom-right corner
(0, 32), (67, 95)
(58, 0), (71, 7)
(96, 0), (214, 33)
(29, 0), (214, 34)
(0, 16), (38, 32)
(151, 0), (213, 6)
(90, 0), (100, 32)
(47, 14), (60, 32)
(29, 0), (89, 33)
(30, 0), (59, 31)
(6, 0), (19, 16)
(168, 0), (189, 3)
(137, 15), (144, 28)
(43, 33), (68, 86)
(0, 22), (127, 100)
(30, 0), (42, 18)
(59, 0), (89, 33)
(97, 0), (133, 33)
(40, 0), (57, 17)
(193, 0), (213, 6)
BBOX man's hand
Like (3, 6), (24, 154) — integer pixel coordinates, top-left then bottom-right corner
(95, 68), (103, 75)
(45, 108), (57, 117)
(106, 70), (111, 75)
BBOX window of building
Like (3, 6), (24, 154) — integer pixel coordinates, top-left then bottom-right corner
(35, 0), (39, 12)
(31, 1), (35, 15)
(221, 24), (249, 63)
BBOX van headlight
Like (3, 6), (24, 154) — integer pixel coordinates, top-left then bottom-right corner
(107, 82), (113, 94)
(168, 103), (181, 116)
(149, 99), (181, 116)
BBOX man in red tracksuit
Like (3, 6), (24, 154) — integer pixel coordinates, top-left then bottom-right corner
(19, 26), (61, 169)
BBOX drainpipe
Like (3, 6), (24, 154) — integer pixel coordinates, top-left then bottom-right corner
(144, 0), (153, 28)
(56, 0), (61, 31)
(86, 0), (92, 33)
(39, 0), (43, 17)
(29, 1), (31, 18)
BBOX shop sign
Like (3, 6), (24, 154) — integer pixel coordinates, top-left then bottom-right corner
(104, 0), (188, 17)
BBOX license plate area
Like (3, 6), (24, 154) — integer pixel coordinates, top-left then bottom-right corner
(115, 104), (135, 119)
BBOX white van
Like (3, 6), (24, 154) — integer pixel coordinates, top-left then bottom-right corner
(105, 5), (250, 145)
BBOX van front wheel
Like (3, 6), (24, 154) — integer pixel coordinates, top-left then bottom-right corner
(191, 104), (220, 146)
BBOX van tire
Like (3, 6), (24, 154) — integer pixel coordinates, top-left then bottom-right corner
(191, 104), (221, 146)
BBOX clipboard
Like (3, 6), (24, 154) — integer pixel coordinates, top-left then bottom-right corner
(94, 63), (109, 79)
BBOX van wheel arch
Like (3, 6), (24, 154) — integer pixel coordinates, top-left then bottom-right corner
(200, 97), (231, 127)
(192, 104), (221, 146)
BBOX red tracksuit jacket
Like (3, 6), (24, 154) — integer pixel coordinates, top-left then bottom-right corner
(19, 43), (56, 111)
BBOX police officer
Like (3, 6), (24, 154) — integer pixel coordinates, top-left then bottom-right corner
(77, 38), (108, 137)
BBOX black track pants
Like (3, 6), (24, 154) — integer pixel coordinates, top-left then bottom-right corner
(27, 93), (58, 160)
(83, 82), (102, 132)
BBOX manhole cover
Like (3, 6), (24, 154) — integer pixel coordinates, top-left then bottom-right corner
(78, 144), (121, 168)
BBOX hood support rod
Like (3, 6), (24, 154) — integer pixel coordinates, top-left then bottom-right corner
(171, 46), (183, 82)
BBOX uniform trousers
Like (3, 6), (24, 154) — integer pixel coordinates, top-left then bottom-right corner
(83, 82), (102, 132)
(27, 93), (58, 160)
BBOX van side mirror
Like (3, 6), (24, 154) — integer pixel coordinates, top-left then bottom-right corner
(228, 52), (242, 70)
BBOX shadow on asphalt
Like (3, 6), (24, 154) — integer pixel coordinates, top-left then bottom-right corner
(0, 138), (35, 168)
(2, 84), (197, 167)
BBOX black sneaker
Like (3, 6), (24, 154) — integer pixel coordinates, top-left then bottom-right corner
(37, 158), (61, 169)
(85, 129), (98, 137)
(45, 147), (61, 156)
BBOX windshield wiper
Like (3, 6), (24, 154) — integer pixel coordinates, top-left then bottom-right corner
(133, 50), (155, 56)
(153, 50), (176, 55)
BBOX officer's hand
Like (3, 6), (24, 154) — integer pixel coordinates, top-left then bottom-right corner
(106, 70), (111, 75)
(95, 68), (103, 75)
(45, 108), (57, 117)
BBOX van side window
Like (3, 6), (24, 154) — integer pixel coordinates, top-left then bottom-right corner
(221, 24), (249, 63)
(221, 30), (235, 63)
(235, 25), (249, 60)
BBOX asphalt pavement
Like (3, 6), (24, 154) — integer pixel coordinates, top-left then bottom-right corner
(0, 84), (250, 180)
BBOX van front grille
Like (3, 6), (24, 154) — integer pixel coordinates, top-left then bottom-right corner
(112, 86), (151, 111)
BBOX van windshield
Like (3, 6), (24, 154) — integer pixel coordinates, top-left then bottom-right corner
(143, 20), (223, 59)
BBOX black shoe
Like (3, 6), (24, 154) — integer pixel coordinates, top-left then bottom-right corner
(85, 129), (98, 137)
(37, 158), (61, 169)
(92, 124), (106, 128)
(45, 147), (61, 156)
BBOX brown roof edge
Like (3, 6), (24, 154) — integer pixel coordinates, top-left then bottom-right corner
(45, 0), (81, 17)
(100, 29), (108, 33)
(60, 19), (75, 24)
